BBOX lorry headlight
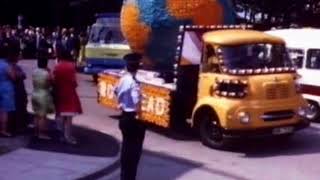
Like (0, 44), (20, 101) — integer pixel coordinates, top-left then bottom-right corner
(237, 111), (250, 124)
(298, 107), (307, 117)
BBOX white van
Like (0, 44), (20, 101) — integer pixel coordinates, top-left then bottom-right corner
(266, 28), (320, 121)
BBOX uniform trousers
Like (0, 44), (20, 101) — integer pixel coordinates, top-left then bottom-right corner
(119, 111), (146, 180)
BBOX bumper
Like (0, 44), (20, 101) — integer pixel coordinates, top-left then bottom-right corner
(221, 97), (308, 129)
(223, 119), (310, 138)
(83, 58), (125, 74)
(83, 66), (111, 75)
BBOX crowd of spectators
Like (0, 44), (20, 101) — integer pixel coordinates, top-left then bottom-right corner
(0, 25), (88, 61)
(0, 36), (83, 144)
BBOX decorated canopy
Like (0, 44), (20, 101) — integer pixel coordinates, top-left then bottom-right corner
(121, 0), (235, 72)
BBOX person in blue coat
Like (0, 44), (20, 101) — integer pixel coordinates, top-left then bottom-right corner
(8, 41), (28, 134)
(0, 40), (16, 137)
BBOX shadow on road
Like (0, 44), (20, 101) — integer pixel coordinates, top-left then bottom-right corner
(147, 125), (198, 141)
(110, 114), (320, 158)
(109, 115), (197, 141)
(27, 123), (120, 157)
(135, 150), (249, 180)
(223, 126), (320, 158)
(1, 113), (120, 158)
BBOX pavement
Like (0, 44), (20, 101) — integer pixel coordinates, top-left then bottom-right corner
(0, 59), (212, 180)
(2, 60), (320, 180)
(0, 149), (118, 180)
(0, 60), (235, 180)
(0, 116), (121, 180)
(100, 151), (248, 180)
(0, 60), (121, 180)
(0, 105), (230, 180)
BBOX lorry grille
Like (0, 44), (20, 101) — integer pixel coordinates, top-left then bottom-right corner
(265, 83), (289, 99)
(261, 110), (295, 121)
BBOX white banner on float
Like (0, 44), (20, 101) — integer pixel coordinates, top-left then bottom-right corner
(181, 31), (203, 65)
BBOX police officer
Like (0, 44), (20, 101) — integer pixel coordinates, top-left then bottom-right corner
(115, 53), (146, 180)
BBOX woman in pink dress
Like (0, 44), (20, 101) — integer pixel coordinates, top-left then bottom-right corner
(53, 48), (82, 144)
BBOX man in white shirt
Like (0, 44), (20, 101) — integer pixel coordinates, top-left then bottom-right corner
(114, 53), (145, 180)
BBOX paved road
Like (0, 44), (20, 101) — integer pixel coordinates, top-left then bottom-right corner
(20, 60), (320, 180)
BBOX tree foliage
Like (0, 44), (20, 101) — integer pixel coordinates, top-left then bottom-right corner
(234, 0), (320, 28)
(0, 0), (122, 27)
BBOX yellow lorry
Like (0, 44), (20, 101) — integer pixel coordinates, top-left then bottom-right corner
(97, 25), (310, 149)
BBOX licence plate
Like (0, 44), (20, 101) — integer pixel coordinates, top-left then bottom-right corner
(272, 126), (294, 135)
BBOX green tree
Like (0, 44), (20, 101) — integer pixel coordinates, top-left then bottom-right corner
(234, 0), (320, 28)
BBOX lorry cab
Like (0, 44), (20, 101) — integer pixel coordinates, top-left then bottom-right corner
(193, 29), (309, 148)
(83, 13), (131, 79)
(266, 28), (320, 121)
(97, 26), (310, 149)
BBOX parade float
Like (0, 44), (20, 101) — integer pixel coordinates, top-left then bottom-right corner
(97, 0), (309, 149)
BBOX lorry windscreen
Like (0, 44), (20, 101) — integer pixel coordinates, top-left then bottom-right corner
(221, 43), (293, 69)
(89, 25), (126, 44)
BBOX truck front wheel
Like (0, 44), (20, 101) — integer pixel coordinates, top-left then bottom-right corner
(306, 100), (320, 122)
(197, 110), (226, 149)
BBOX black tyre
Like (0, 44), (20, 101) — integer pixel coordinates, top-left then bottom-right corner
(306, 100), (320, 122)
(275, 133), (294, 143)
(93, 74), (98, 84)
(197, 110), (226, 149)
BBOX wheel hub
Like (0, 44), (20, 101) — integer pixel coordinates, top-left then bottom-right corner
(307, 103), (318, 119)
(207, 121), (223, 141)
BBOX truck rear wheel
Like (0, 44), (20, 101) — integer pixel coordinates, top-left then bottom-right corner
(306, 100), (320, 122)
(197, 110), (226, 149)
